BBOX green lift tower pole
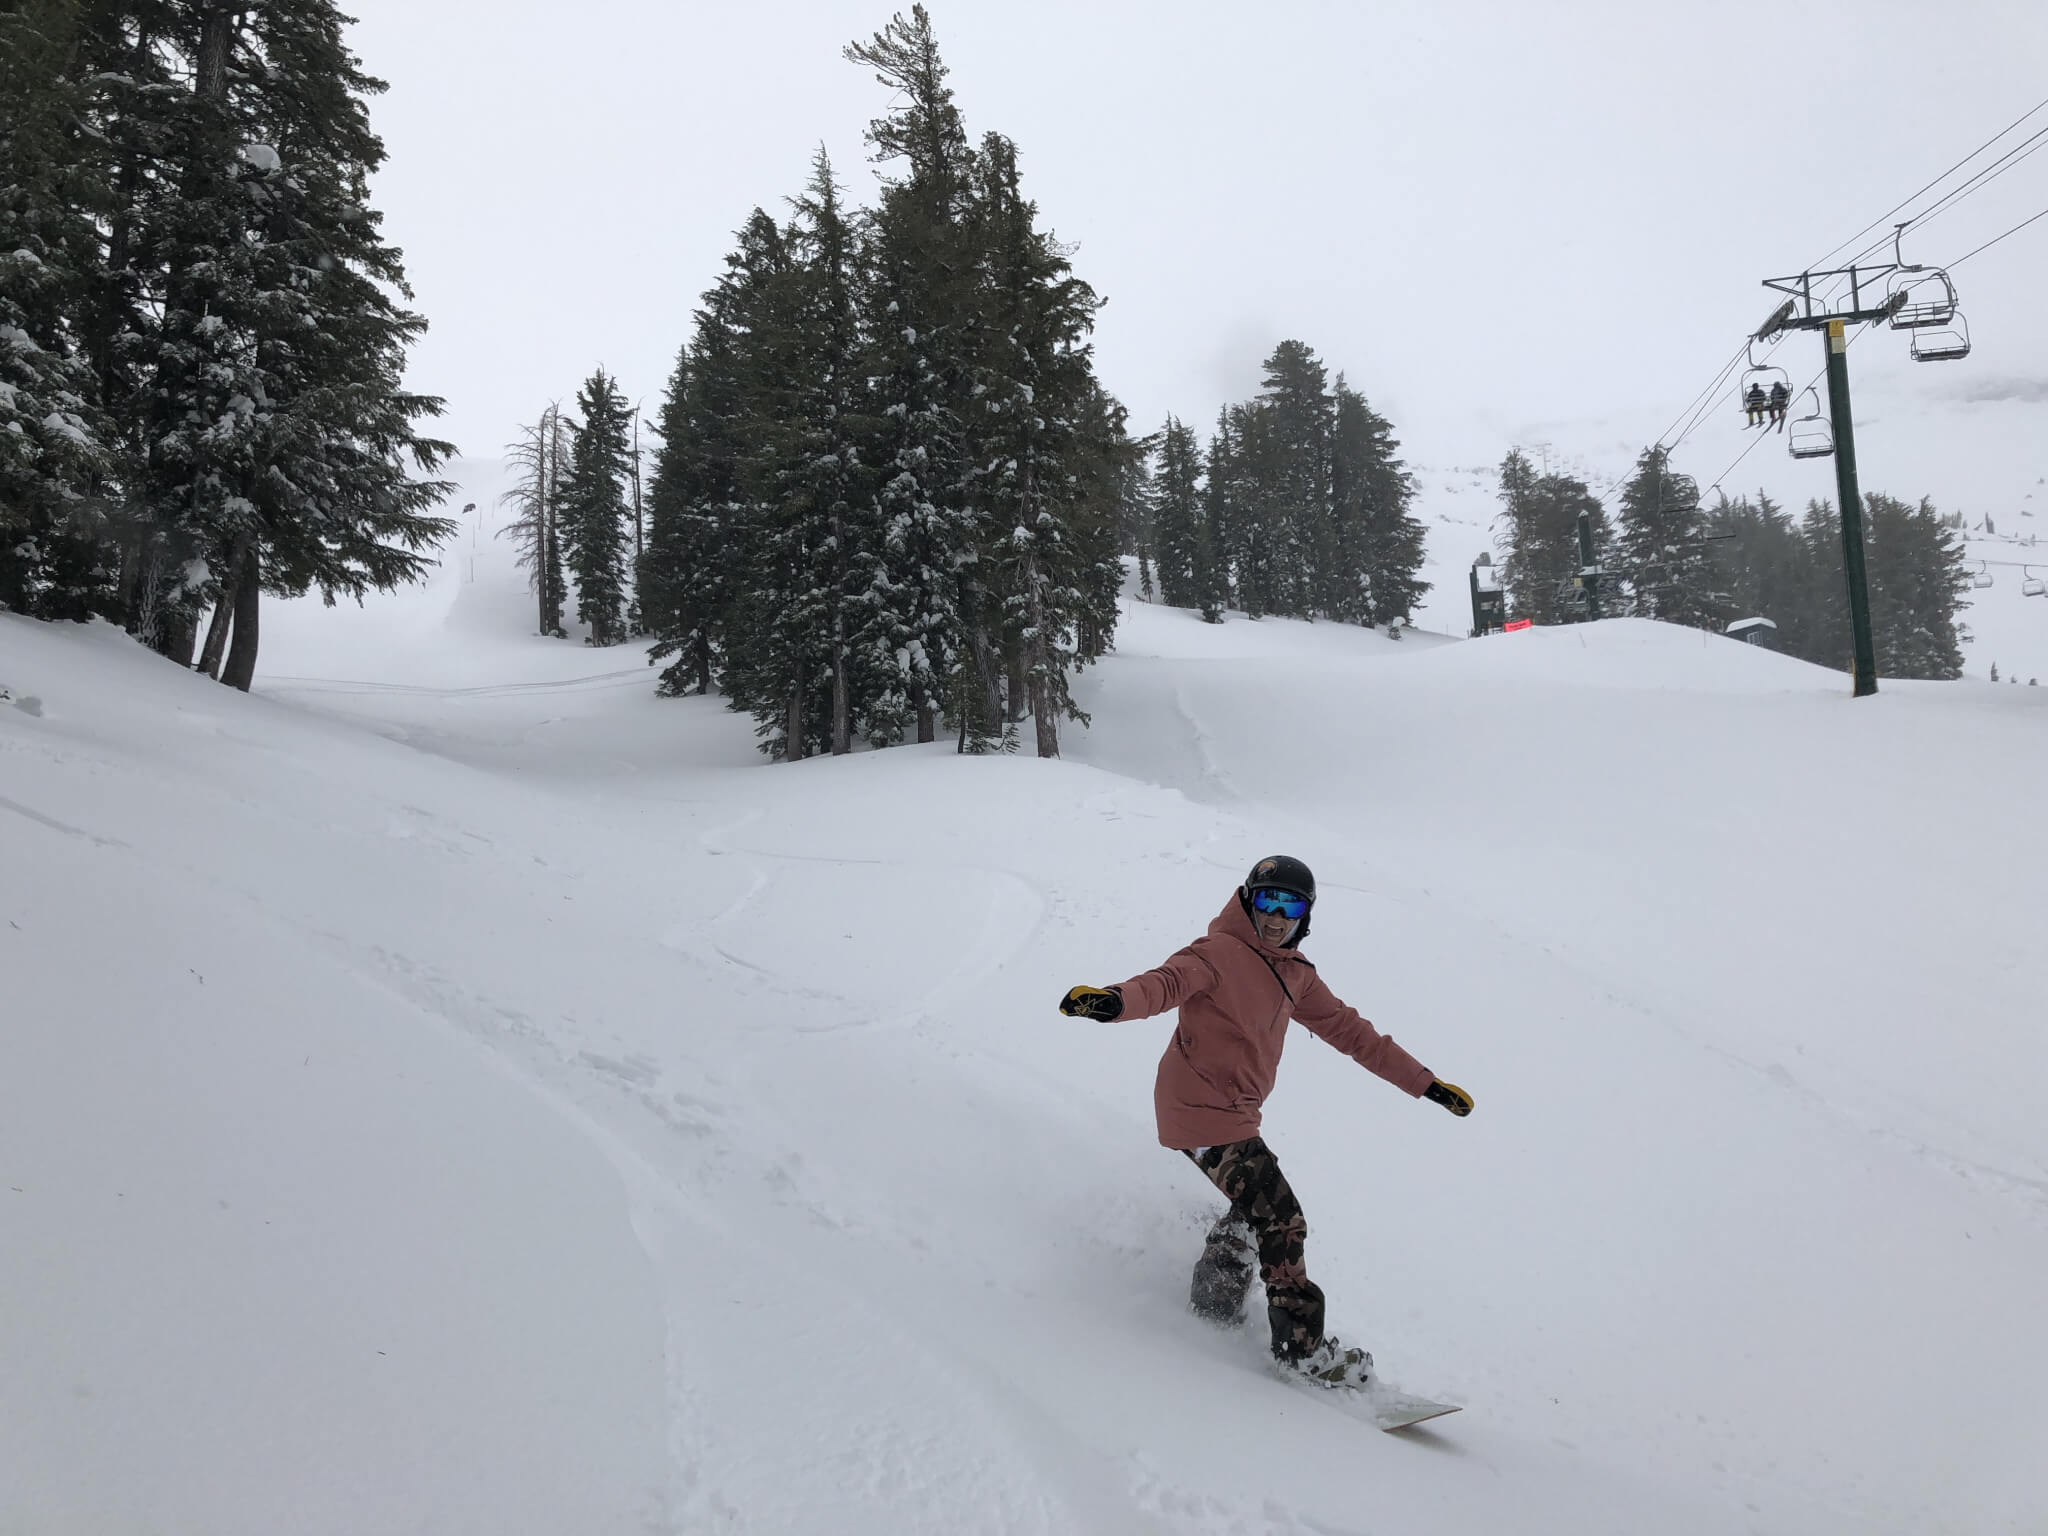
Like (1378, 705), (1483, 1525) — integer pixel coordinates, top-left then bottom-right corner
(1822, 319), (1879, 697)
(1756, 264), (1903, 699)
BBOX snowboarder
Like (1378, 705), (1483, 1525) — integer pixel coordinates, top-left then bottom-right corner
(1744, 382), (1769, 427)
(1059, 855), (1474, 1390)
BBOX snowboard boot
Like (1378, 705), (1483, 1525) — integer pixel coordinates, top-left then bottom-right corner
(1283, 1337), (1375, 1391)
(1188, 1218), (1255, 1325)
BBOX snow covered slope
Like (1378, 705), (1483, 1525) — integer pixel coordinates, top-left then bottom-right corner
(5, 497), (2045, 1534)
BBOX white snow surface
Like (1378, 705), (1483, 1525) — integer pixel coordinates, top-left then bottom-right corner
(5, 484), (2046, 1534)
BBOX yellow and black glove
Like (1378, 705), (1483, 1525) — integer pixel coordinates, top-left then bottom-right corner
(1424, 1079), (1474, 1117)
(1059, 985), (1122, 1021)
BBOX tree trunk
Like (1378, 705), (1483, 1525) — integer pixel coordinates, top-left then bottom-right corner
(917, 701), (936, 744)
(831, 630), (851, 755)
(1024, 548), (1059, 759)
(161, 608), (198, 669)
(784, 665), (805, 762)
(220, 542), (260, 691)
(1006, 641), (1027, 722)
(196, 5), (233, 100)
(196, 532), (250, 678)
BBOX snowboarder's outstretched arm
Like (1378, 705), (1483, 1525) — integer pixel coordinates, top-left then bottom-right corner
(1059, 944), (1219, 1023)
(1292, 972), (1470, 1111)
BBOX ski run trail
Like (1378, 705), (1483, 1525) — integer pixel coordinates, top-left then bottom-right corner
(5, 478), (2046, 1536)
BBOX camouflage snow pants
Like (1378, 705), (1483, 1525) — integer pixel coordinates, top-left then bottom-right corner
(1182, 1136), (1326, 1361)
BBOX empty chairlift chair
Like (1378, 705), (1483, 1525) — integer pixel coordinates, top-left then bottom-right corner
(2023, 567), (2047, 599)
(1910, 312), (1972, 362)
(1888, 232), (1972, 362)
(1787, 388), (1833, 460)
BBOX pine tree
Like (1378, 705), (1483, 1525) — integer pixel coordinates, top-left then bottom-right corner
(126, 1), (452, 686)
(967, 131), (1104, 757)
(1331, 379), (1427, 625)
(559, 368), (633, 645)
(788, 147), (871, 758)
(0, 0), (120, 621)
(1254, 340), (1333, 620)
(1496, 449), (1610, 625)
(1863, 494), (1968, 679)
(1617, 445), (1721, 627)
(497, 403), (570, 637)
(1151, 416), (1208, 610)
(842, 4), (979, 747)
(642, 344), (725, 697)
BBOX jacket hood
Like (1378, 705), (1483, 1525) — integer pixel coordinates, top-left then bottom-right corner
(1211, 892), (1305, 959)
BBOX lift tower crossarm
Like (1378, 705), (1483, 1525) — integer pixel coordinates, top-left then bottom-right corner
(1756, 265), (1906, 338)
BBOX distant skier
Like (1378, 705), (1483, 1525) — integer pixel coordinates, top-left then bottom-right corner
(1060, 856), (1474, 1389)
(1768, 380), (1791, 430)
(1744, 382), (1768, 427)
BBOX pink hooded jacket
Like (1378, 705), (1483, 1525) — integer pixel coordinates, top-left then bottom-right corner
(1113, 895), (1435, 1150)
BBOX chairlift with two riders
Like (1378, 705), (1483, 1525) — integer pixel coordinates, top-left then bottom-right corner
(1739, 342), (1792, 429)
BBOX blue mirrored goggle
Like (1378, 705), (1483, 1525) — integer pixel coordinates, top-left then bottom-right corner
(1251, 888), (1309, 920)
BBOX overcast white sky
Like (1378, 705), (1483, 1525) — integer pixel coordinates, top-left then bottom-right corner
(344, 0), (2048, 520)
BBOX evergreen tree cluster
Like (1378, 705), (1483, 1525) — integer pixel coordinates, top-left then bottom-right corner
(1701, 488), (1969, 680)
(1142, 341), (1429, 629)
(1491, 443), (1971, 680)
(638, 7), (1127, 760)
(1493, 448), (1613, 627)
(0, 0), (454, 687)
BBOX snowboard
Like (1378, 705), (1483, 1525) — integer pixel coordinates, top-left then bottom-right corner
(1362, 1386), (1461, 1432)
(1271, 1361), (1461, 1432)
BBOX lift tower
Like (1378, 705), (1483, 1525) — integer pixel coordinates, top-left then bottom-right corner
(1754, 267), (1905, 697)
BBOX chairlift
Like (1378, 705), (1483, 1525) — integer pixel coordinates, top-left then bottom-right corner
(1911, 312), (1971, 362)
(1739, 342), (1791, 429)
(1969, 562), (1993, 590)
(1888, 269), (1959, 331)
(1888, 224), (1962, 331)
(2023, 566), (2047, 599)
(1787, 388), (1833, 460)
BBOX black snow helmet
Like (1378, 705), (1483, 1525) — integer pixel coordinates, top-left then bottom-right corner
(1242, 854), (1317, 941)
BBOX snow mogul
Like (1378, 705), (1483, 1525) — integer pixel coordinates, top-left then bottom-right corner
(1060, 855), (1473, 1389)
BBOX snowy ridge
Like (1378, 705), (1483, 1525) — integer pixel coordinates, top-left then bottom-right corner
(4, 483), (2045, 1534)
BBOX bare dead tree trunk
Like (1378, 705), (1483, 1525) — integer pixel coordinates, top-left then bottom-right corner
(195, 531), (251, 678)
(220, 542), (260, 691)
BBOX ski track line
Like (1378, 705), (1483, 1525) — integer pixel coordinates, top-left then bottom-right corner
(259, 667), (648, 699)
(0, 792), (133, 850)
(1172, 680), (1238, 799)
(294, 927), (741, 1534)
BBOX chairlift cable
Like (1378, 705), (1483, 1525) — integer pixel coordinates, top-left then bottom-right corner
(1654, 342), (1747, 451)
(1896, 124), (2048, 235)
(1805, 92), (2048, 270)
(1948, 199), (2048, 268)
